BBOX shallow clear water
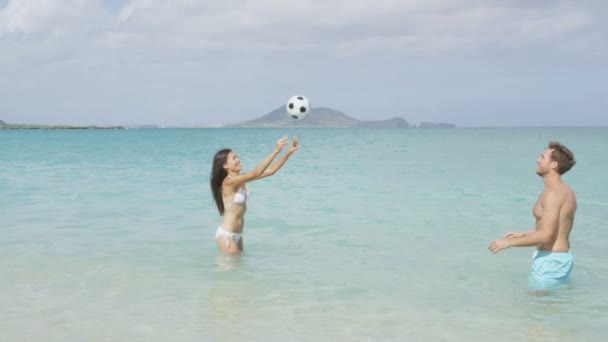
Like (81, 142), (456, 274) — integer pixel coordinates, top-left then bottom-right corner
(1, 128), (607, 341)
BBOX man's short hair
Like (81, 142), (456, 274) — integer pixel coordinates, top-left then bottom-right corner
(548, 141), (576, 175)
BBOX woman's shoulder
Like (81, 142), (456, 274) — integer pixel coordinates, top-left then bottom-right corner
(222, 178), (246, 192)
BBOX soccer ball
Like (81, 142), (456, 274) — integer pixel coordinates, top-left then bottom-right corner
(286, 95), (311, 120)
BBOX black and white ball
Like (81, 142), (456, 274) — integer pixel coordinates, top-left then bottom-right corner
(286, 95), (310, 120)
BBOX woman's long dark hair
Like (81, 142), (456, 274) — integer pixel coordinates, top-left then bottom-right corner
(210, 149), (231, 215)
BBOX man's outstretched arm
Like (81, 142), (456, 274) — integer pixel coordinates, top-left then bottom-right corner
(489, 191), (561, 253)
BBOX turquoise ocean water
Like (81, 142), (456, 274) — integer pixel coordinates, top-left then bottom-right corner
(1, 128), (607, 341)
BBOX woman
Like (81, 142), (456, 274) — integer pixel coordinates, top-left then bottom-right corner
(210, 135), (299, 254)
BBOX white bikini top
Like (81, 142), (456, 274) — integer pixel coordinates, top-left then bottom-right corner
(232, 186), (249, 204)
(224, 186), (249, 207)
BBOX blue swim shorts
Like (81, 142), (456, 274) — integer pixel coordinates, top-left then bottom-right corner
(528, 250), (574, 289)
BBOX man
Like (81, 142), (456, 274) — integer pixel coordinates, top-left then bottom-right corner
(489, 141), (577, 289)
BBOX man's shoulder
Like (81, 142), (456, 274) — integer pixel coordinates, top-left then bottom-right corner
(556, 183), (575, 197)
(541, 188), (568, 205)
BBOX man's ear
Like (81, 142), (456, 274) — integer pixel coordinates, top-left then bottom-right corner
(550, 160), (558, 171)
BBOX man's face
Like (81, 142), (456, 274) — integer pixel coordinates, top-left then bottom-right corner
(536, 148), (557, 176)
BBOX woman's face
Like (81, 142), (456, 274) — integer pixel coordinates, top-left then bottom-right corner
(223, 151), (241, 173)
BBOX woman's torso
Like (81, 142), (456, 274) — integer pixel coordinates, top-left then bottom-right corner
(220, 184), (249, 233)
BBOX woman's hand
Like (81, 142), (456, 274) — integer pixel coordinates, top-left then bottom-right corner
(288, 136), (300, 154)
(275, 135), (288, 152)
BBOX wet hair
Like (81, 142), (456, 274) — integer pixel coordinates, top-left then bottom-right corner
(210, 149), (231, 215)
(547, 141), (576, 175)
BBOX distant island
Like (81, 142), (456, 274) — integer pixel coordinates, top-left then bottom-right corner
(224, 106), (413, 128)
(1, 108), (455, 129)
(417, 121), (456, 128)
(0, 120), (125, 129)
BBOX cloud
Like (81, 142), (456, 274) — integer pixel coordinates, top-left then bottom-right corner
(0, 0), (606, 126)
(0, 0), (604, 69)
(0, 0), (109, 35)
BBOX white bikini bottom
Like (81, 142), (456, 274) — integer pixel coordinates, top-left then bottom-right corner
(215, 226), (242, 247)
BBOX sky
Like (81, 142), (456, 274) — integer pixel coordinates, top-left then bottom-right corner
(0, 0), (606, 127)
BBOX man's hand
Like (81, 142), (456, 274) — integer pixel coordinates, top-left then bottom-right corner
(488, 239), (510, 254)
(503, 231), (525, 239)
